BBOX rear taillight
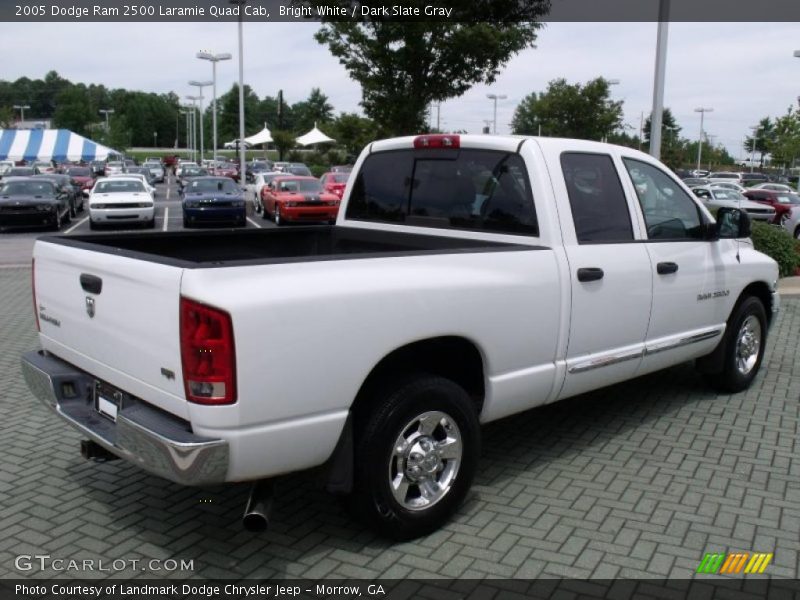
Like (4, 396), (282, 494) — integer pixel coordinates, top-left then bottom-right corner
(180, 297), (237, 405)
(414, 134), (460, 149)
(32, 258), (40, 332)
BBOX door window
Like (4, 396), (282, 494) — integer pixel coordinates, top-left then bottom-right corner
(561, 153), (634, 243)
(623, 159), (705, 241)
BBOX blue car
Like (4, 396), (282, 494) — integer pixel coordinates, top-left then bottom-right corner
(182, 176), (246, 228)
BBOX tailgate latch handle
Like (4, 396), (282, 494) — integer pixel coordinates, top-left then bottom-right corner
(80, 274), (103, 295)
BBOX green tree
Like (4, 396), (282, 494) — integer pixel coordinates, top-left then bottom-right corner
(292, 88), (334, 133)
(314, 2), (549, 136)
(744, 117), (775, 166)
(510, 78), (623, 140)
(0, 106), (15, 128)
(271, 130), (295, 161)
(218, 83), (261, 142)
(768, 108), (800, 168)
(330, 112), (378, 158)
(53, 85), (94, 134)
(642, 108), (685, 169)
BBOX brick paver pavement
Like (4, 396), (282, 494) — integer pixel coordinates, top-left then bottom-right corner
(1, 266), (798, 580)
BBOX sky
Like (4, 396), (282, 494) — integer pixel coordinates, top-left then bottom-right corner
(1, 21), (799, 160)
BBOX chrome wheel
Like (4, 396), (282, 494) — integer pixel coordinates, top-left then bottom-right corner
(274, 204), (281, 225)
(388, 410), (462, 511)
(780, 212), (790, 227)
(735, 315), (762, 376)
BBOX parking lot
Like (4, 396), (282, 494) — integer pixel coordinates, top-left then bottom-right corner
(0, 212), (798, 580)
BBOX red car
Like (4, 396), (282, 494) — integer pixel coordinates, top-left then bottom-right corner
(212, 162), (239, 180)
(263, 176), (340, 226)
(319, 171), (350, 199)
(742, 189), (800, 225)
(63, 166), (96, 196)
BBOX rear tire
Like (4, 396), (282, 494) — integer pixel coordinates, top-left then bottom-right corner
(703, 296), (767, 393)
(349, 374), (480, 540)
(274, 204), (282, 226)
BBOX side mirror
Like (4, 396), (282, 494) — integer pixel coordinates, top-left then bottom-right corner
(715, 207), (751, 239)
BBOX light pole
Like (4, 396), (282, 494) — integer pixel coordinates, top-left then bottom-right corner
(486, 93), (507, 134)
(694, 107), (713, 173)
(604, 79), (620, 142)
(749, 126), (759, 173)
(180, 109), (192, 156)
(793, 51), (800, 190)
(153, 131), (158, 148)
(230, 0), (248, 187)
(189, 81), (212, 163)
(186, 96), (201, 163)
(99, 108), (114, 132)
(197, 51), (232, 164)
(13, 104), (30, 124)
(649, 0), (670, 159)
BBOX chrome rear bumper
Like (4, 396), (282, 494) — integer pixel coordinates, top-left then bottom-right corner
(21, 350), (229, 485)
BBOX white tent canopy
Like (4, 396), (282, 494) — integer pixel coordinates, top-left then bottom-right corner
(244, 124), (273, 146)
(0, 129), (120, 162)
(295, 123), (335, 146)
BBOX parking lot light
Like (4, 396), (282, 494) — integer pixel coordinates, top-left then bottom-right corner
(99, 108), (114, 132)
(197, 51), (232, 164)
(189, 81), (212, 164)
(230, 0), (248, 187)
(13, 104), (31, 124)
(694, 107), (713, 173)
(486, 93), (507, 135)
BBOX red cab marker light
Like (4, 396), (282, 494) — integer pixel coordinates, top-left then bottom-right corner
(413, 134), (460, 149)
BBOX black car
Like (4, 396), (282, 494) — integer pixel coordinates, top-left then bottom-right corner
(178, 167), (209, 193)
(34, 173), (84, 216)
(741, 172), (769, 186)
(0, 178), (71, 231)
(5, 167), (40, 178)
(90, 161), (106, 177)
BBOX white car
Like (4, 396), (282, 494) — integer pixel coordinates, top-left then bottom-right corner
(690, 186), (776, 222)
(108, 173), (155, 198)
(709, 181), (747, 194)
(104, 161), (124, 176)
(88, 177), (154, 229)
(252, 171), (286, 214)
(783, 206), (800, 239)
(749, 183), (795, 193)
(175, 161), (198, 178)
(223, 139), (251, 150)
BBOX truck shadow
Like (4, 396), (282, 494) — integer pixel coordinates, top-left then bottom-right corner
(64, 359), (746, 578)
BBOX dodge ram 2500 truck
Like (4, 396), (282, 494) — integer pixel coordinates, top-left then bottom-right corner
(22, 135), (779, 540)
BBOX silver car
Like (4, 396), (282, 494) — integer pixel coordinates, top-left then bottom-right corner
(783, 206), (800, 239)
(691, 186), (776, 222)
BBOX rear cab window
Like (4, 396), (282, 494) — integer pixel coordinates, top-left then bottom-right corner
(346, 148), (538, 236)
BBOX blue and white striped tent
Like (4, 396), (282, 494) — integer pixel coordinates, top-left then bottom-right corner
(0, 129), (120, 162)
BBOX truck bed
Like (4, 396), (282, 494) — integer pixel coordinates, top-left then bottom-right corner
(41, 226), (537, 268)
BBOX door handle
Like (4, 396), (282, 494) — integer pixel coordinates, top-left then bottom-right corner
(577, 267), (604, 282)
(657, 262), (679, 275)
(80, 273), (102, 294)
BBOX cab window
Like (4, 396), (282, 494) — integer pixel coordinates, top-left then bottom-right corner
(623, 159), (705, 241)
(561, 153), (633, 243)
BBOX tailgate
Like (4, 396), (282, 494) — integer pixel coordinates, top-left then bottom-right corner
(33, 240), (189, 419)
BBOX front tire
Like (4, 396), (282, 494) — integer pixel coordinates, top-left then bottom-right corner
(349, 375), (480, 540)
(274, 204), (282, 226)
(704, 296), (767, 393)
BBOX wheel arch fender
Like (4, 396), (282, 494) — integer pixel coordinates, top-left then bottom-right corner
(320, 335), (487, 494)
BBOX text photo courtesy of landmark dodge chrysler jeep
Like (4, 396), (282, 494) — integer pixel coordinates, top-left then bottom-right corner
(22, 134), (778, 540)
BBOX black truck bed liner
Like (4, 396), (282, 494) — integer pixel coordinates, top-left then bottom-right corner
(42, 226), (540, 268)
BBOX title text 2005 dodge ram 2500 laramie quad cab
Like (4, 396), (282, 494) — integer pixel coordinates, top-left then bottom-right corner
(22, 135), (779, 539)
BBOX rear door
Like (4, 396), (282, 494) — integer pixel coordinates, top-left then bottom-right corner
(33, 241), (188, 418)
(556, 152), (653, 399)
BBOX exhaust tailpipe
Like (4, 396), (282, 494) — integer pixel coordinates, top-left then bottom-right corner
(80, 440), (119, 461)
(242, 481), (274, 532)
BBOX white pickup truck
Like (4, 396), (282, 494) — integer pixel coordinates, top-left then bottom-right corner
(22, 135), (779, 540)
